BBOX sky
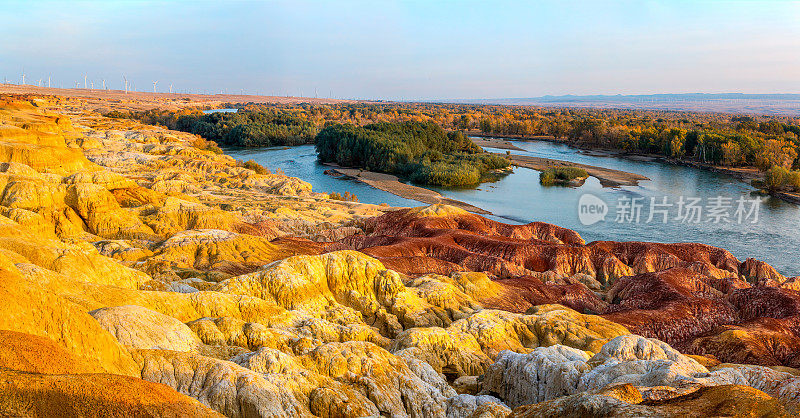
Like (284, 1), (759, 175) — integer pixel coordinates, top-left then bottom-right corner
(1, 0), (799, 100)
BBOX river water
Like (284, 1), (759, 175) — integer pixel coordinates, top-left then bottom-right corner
(226, 140), (800, 276)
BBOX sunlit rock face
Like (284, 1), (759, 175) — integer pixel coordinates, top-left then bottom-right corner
(0, 95), (798, 416)
(483, 334), (800, 414)
(330, 205), (800, 372)
(603, 269), (800, 368)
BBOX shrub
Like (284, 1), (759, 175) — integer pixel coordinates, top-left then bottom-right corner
(103, 111), (129, 119)
(764, 165), (800, 191)
(191, 137), (223, 154)
(539, 171), (556, 186)
(764, 166), (787, 190)
(329, 191), (359, 202)
(240, 159), (270, 175)
(539, 167), (588, 186)
(787, 170), (800, 190)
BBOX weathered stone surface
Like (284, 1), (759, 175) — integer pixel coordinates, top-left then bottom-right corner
(483, 334), (800, 412)
(213, 250), (483, 334)
(90, 305), (203, 351)
(603, 268), (800, 368)
(509, 385), (793, 418)
(0, 368), (222, 417)
(481, 345), (591, 407)
(0, 262), (139, 376)
(392, 306), (628, 378)
(446, 394), (511, 418)
(0, 330), (107, 374)
(136, 341), (456, 418)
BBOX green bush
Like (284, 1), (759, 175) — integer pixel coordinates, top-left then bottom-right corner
(764, 165), (800, 191)
(539, 167), (588, 186)
(539, 171), (556, 186)
(103, 111), (129, 119)
(788, 170), (800, 190)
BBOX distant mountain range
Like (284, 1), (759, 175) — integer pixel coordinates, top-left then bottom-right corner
(443, 93), (800, 116)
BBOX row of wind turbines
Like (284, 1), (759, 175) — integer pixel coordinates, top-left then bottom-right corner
(5, 69), (175, 94)
(5, 69), (339, 99)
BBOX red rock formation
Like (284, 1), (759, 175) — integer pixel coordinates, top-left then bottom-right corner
(327, 207), (800, 369)
(602, 268), (738, 344)
(600, 268), (800, 368)
(340, 208), (748, 287)
(740, 258), (787, 286)
(729, 286), (800, 322)
(588, 241), (741, 275)
(687, 318), (800, 368)
(497, 275), (608, 314)
(359, 206), (585, 245)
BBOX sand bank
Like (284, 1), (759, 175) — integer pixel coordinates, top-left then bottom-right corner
(327, 166), (491, 214)
(496, 153), (649, 187)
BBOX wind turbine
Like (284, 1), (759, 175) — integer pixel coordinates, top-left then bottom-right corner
(84, 75), (87, 89)
(153, 80), (158, 93)
(38, 79), (42, 87)
(90, 81), (94, 89)
(123, 75), (128, 94)
(47, 76), (51, 88)
(102, 79), (105, 90)
(169, 83), (173, 93)
(21, 68), (25, 85)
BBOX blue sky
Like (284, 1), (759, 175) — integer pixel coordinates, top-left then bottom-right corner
(1, 0), (799, 100)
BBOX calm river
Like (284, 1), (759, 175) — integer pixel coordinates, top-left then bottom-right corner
(226, 140), (800, 276)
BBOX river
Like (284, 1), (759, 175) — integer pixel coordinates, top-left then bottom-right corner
(226, 140), (800, 276)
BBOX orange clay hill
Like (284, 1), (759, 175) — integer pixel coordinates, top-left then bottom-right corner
(0, 92), (797, 417)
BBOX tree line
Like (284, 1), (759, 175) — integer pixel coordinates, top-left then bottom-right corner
(116, 107), (317, 147)
(116, 102), (800, 192)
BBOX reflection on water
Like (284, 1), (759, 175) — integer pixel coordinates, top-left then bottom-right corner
(225, 146), (420, 208)
(226, 140), (800, 276)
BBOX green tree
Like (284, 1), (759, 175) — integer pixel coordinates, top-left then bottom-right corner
(479, 118), (492, 133)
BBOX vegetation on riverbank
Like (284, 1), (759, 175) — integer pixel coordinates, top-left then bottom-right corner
(118, 102), (800, 192)
(315, 121), (510, 187)
(113, 107), (317, 147)
(759, 166), (800, 192)
(239, 159), (270, 174)
(328, 191), (359, 202)
(539, 167), (588, 186)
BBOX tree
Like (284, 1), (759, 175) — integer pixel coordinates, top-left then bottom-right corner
(479, 118), (492, 133)
(660, 128), (686, 157)
(721, 142), (745, 166)
(764, 166), (788, 190)
(458, 114), (470, 130)
(755, 139), (798, 171)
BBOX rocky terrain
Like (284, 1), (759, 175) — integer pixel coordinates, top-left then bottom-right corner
(0, 93), (798, 417)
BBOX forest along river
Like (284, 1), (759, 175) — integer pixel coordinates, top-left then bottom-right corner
(226, 139), (800, 277)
